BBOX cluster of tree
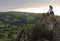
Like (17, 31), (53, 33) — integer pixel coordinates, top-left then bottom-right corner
(0, 11), (60, 41)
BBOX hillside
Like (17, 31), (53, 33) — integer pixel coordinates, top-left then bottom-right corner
(0, 11), (60, 41)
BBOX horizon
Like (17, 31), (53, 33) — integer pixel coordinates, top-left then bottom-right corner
(1, 7), (60, 16)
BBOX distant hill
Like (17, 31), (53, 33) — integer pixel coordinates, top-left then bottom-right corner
(0, 11), (60, 41)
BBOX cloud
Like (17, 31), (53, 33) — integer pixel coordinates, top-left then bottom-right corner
(0, 0), (60, 12)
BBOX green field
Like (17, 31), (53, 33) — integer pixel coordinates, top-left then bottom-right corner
(0, 11), (42, 41)
(0, 11), (60, 41)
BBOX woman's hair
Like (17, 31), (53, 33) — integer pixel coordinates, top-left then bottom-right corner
(49, 5), (53, 9)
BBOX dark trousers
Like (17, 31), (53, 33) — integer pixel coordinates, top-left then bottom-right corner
(50, 12), (54, 15)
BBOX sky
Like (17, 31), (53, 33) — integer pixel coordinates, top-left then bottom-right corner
(0, 0), (60, 15)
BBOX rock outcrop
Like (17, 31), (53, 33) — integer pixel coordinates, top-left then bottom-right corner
(13, 13), (60, 41)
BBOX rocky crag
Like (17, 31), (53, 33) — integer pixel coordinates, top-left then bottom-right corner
(13, 13), (60, 41)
